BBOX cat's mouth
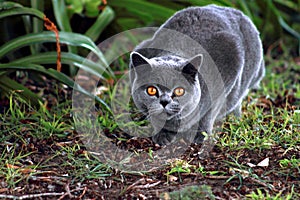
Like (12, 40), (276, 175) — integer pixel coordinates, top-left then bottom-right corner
(148, 106), (181, 120)
(164, 108), (181, 119)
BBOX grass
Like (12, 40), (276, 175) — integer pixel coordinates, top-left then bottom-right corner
(0, 94), (112, 190)
(0, 56), (299, 199)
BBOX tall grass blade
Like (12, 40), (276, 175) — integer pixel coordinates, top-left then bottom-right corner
(0, 1), (23, 9)
(51, 0), (72, 32)
(30, 0), (44, 54)
(85, 6), (115, 42)
(0, 6), (44, 19)
(0, 76), (41, 106)
(109, 0), (176, 22)
(0, 32), (113, 77)
(11, 52), (107, 79)
(0, 64), (111, 111)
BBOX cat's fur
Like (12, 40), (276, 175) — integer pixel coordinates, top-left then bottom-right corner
(129, 5), (265, 145)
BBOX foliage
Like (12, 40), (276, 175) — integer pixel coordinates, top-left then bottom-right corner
(0, 1), (113, 109)
(109, 0), (299, 56)
(161, 185), (215, 200)
(0, 0), (299, 109)
(0, 93), (112, 189)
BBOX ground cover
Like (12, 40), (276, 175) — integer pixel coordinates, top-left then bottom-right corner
(0, 56), (299, 199)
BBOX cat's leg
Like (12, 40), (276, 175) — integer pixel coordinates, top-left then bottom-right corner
(193, 110), (219, 159)
(232, 103), (242, 117)
(152, 118), (181, 146)
(193, 112), (214, 144)
(152, 128), (178, 146)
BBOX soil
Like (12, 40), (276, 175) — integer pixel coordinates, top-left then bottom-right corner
(0, 72), (299, 199)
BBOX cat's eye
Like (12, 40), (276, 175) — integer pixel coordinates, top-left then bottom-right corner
(147, 86), (158, 96)
(174, 87), (185, 97)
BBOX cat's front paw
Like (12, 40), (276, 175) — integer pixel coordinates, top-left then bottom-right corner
(152, 131), (177, 146)
(193, 132), (206, 144)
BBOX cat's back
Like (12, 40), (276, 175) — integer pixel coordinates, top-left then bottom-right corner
(161, 5), (259, 41)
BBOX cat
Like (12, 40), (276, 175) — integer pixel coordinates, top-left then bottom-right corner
(129, 5), (265, 145)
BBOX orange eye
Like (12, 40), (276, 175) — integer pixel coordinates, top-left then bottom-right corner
(174, 87), (185, 97)
(147, 86), (157, 96)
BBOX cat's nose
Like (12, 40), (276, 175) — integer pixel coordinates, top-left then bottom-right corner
(160, 94), (171, 107)
(160, 100), (169, 107)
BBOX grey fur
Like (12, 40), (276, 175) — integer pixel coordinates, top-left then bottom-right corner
(129, 5), (265, 145)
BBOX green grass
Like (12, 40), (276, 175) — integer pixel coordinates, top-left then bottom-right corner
(0, 56), (299, 198)
(219, 57), (299, 151)
(0, 93), (112, 190)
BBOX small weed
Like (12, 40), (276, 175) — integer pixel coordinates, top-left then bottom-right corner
(246, 187), (296, 200)
(279, 156), (300, 171)
(167, 159), (195, 175)
(0, 146), (36, 188)
(166, 159), (195, 183)
(161, 185), (215, 200)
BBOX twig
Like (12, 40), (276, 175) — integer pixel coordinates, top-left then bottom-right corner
(126, 178), (146, 191)
(130, 181), (161, 190)
(58, 187), (86, 200)
(205, 175), (232, 179)
(78, 187), (87, 199)
(0, 192), (64, 199)
(126, 178), (161, 192)
(64, 182), (73, 199)
(247, 177), (278, 192)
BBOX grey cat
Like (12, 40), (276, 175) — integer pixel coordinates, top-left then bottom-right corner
(129, 5), (265, 145)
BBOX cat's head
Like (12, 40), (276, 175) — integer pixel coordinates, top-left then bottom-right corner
(129, 52), (203, 124)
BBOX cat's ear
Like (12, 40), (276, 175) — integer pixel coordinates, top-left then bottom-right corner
(189, 54), (203, 70)
(182, 54), (203, 81)
(130, 52), (150, 68)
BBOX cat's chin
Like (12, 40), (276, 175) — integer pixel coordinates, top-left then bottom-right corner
(151, 110), (180, 121)
(166, 113), (180, 120)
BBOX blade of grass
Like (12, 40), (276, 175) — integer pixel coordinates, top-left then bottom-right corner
(0, 76), (41, 106)
(51, 0), (78, 76)
(236, 0), (253, 20)
(85, 6), (115, 42)
(51, 0), (72, 32)
(109, 0), (176, 22)
(10, 52), (107, 79)
(0, 31), (113, 77)
(30, 0), (44, 54)
(0, 6), (44, 20)
(0, 71), (8, 76)
(267, 0), (300, 54)
(0, 1), (24, 9)
(0, 64), (111, 111)
(188, 0), (234, 7)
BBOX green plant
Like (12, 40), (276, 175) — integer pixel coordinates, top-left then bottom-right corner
(0, 146), (36, 188)
(161, 185), (215, 200)
(166, 159), (195, 183)
(0, 1), (113, 110)
(108, 0), (181, 30)
(246, 187), (295, 200)
(279, 156), (300, 170)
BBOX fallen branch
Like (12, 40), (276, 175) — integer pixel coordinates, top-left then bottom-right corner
(130, 181), (161, 190)
(205, 175), (232, 179)
(58, 187), (86, 200)
(0, 192), (64, 200)
(126, 178), (161, 192)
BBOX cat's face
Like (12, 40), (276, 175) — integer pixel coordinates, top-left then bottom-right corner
(130, 52), (202, 125)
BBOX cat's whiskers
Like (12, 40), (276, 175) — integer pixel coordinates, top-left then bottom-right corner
(148, 107), (163, 116)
